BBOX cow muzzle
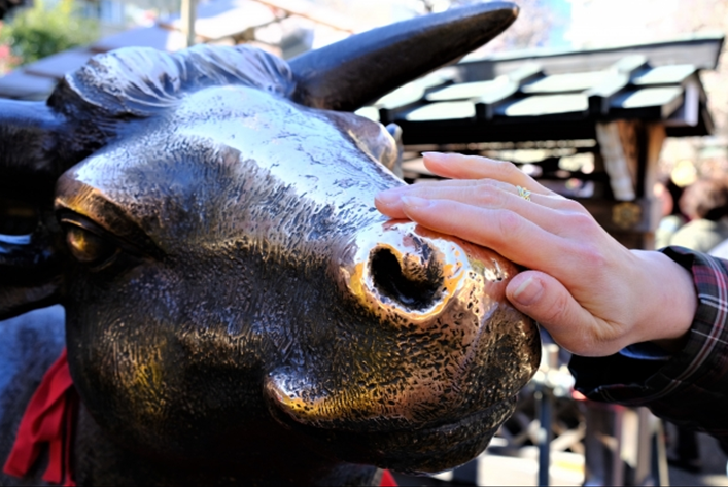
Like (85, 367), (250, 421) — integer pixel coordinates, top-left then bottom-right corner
(264, 220), (540, 472)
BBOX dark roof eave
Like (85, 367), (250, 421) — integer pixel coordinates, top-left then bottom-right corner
(459, 32), (725, 69)
(394, 108), (712, 144)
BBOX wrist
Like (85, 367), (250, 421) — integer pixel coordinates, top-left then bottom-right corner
(629, 250), (696, 351)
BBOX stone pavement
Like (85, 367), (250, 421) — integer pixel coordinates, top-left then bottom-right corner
(668, 432), (728, 487)
(391, 431), (728, 486)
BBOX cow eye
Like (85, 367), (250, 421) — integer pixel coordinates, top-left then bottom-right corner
(58, 210), (160, 271)
(65, 226), (117, 266)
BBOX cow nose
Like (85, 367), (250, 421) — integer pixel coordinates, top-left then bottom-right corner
(342, 221), (473, 322)
(368, 240), (443, 310)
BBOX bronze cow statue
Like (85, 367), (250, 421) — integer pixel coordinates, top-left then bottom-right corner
(0, 3), (540, 485)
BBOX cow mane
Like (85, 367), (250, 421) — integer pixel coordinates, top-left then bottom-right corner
(47, 44), (296, 120)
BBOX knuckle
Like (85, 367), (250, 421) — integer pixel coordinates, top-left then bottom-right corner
(491, 179), (514, 193)
(577, 243), (606, 269)
(492, 159), (520, 179)
(568, 212), (599, 232)
(475, 178), (502, 189)
(495, 209), (524, 240)
(560, 198), (588, 213)
(474, 183), (506, 207)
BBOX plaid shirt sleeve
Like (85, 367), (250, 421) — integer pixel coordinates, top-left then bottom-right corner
(569, 246), (728, 449)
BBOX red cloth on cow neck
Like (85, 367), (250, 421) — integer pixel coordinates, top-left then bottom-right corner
(379, 469), (397, 486)
(3, 348), (397, 487)
(3, 347), (77, 486)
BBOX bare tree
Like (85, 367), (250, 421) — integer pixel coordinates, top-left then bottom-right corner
(568, 0), (728, 140)
(466, 0), (560, 53)
(419, 0), (560, 52)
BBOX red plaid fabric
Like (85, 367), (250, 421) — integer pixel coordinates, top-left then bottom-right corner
(569, 246), (728, 452)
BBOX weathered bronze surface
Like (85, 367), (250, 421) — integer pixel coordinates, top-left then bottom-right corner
(0, 3), (540, 485)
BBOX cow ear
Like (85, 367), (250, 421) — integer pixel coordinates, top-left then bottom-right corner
(289, 2), (518, 111)
(0, 99), (66, 319)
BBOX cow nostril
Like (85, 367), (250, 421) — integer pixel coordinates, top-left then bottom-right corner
(369, 246), (444, 310)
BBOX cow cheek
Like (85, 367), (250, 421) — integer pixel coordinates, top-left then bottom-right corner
(64, 266), (186, 449)
(64, 263), (278, 458)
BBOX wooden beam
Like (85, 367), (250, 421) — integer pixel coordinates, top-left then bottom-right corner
(595, 120), (638, 201)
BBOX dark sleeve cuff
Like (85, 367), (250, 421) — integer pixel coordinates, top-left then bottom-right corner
(569, 247), (728, 437)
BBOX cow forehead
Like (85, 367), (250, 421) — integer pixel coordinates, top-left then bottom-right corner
(57, 86), (402, 241)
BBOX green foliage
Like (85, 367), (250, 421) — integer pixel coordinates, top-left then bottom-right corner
(0, 0), (98, 66)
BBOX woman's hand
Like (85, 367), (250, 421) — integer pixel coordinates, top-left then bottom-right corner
(376, 152), (697, 356)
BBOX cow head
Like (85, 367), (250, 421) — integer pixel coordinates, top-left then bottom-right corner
(0, 2), (540, 481)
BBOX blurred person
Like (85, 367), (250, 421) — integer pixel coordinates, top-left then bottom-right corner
(708, 179), (728, 258)
(654, 177), (704, 473)
(376, 152), (728, 452)
(655, 177), (686, 249)
(669, 176), (728, 252)
(710, 238), (728, 259)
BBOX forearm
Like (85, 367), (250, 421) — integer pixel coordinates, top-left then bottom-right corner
(628, 249), (697, 352)
(571, 248), (728, 437)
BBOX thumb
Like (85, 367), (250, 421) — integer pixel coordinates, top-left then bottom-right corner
(506, 271), (598, 354)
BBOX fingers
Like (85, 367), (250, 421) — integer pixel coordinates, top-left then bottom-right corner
(422, 152), (554, 196)
(506, 271), (622, 356)
(377, 186), (577, 238)
(395, 196), (575, 272)
(375, 179), (577, 222)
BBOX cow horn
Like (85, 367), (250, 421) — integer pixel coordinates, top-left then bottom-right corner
(0, 99), (66, 198)
(288, 2), (518, 111)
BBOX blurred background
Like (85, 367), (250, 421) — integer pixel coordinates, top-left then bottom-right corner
(1, 0), (727, 485)
(3, 0), (725, 209)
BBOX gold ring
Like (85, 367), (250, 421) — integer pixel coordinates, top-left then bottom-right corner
(517, 186), (531, 201)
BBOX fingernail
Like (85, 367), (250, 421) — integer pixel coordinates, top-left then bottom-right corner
(401, 196), (432, 209)
(512, 276), (543, 306)
(377, 185), (410, 204)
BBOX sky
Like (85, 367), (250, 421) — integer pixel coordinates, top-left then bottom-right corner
(547, 0), (571, 48)
(559, 0), (701, 48)
(373, 0), (685, 51)
(484, 0), (704, 50)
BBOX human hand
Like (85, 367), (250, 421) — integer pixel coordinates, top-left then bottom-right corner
(376, 152), (696, 356)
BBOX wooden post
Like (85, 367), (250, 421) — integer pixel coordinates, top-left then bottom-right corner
(590, 121), (666, 250)
(181, 0), (197, 47)
(595, 120), (638, 201)
(640, 123), (667, 250)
